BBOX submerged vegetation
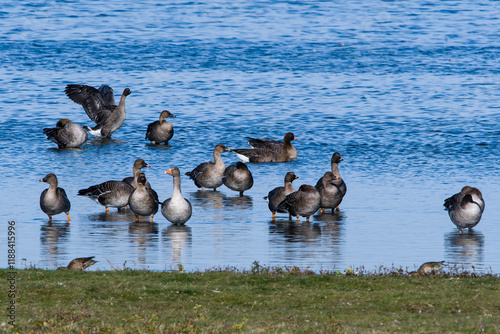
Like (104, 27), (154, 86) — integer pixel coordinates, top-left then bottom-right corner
(1, 264), (499, 333)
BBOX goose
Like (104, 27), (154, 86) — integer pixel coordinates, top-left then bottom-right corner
(78, 179), (133, 212)
(128, 173), (159, 222)
(264, 172), (298, 219)
(315, 172), (344, 213)
(65, 84), (131, 138)
(276, 184), (321, 222)
(122, 159), (151, 189)
(162, 167), (192, 225)
(416, 261), (445, 276)
(444, 186), (485, 213)
(42, 118), (88, 148)
(445, 193), (483, 234)
(328, 152), (347, 196)
(57, 257), (97, 270)
(247, 132), (298, 159)
(185, 144), (230, 191)
(223, 162), (254, 196)
(39, 173), (71, 221)
(145, 110), (175, 145)
(232, 133), (298, 163)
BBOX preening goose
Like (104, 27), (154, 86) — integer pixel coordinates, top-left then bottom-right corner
(276, 184), (321, 222)
(264, 172), (298, 219)
(43, 118), (87, 148)
(223, 162), (254, 196)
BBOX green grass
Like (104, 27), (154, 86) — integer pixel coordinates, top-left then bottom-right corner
(1, 267), (499, 333)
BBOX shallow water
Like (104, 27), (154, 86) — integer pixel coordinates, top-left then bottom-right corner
(1, 0), (499, 273)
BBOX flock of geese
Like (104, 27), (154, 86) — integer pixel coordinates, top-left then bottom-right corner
(40, 84), (485, 236)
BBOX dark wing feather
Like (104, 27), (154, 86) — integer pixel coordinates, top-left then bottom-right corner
(247, 137), (284, 150)
(276, 191), (299, 213)
(98, 85), (116, 106)
(145, 121), (158, 140)
(65, 84), (113, 124)
(186, 162), (212, 180)
(444, 192), (464, 211)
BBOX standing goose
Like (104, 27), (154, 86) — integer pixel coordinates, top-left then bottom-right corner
(122, 159), (151, 189)
(315, 172), (344, 213)
(329, 152), (347, 196)
(276, 185), (321, 222)
(78, 179), (133, 212)
(444, 186), (485, 213)
(43, 118), (88, 148)
(39, 173), (71, 221)
(57, 257), (97, 270)
(65, 84), (131, 138)
(162, 167), (192, 225)
(223, 162), (254, 196)
(445, 193), (483, 234)
(128, 173), (159, 222)
(145, 110), (175, 145)
(247, 132), (298, 159)
(264, 172), (298, 219)
(185, 144), (230, 191)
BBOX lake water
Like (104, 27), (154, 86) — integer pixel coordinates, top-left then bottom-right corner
(1, 0), (499, 273)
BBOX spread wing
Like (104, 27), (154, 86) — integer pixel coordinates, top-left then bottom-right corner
(65, 84), (113, 124)
(98, 84), (116, 106)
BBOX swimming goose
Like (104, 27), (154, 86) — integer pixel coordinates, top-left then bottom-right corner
(65, 84), (131, 138)
(232, 133), (298, 163)
(445, 193), (483, 234)
(57, 257), (97, 270)
(185, 144), (230, 191)
(43, 118), (88, 148)
(78, 179), (133, 212)
(223, 162), (254, 196)
(122, 159), (151, 189)
(444, 186), (485, 213)
(162, 167), (192, 225)
(128, 173), (159, 222)
(264, 172), (298, 219)
(39, 173), (71, 221)
(315, 172), (344, 213)
(247, 132), (298, 159)
(145, 110), (175, 145)
(276, 184), (321, 222)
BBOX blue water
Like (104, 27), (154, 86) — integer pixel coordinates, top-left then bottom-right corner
(1, 0), (499, 273)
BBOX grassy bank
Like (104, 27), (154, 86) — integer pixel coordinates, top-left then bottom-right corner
(1, 267), (499, 333)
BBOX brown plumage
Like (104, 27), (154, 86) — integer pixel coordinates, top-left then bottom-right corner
(57, 257), (97, 270)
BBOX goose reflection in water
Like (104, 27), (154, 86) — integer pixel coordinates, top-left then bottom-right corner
(189, 190), (225, 210)
(88, 209), (137, 222)
(128, 222), (159, 265)
(162, 225), (192, 266)
(313, 209), (346, 223)
(445, 230), (485, 268)
(269, 219), (322, 242)
(223, 195), (253, 210)
(40, 221), (71, 264)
